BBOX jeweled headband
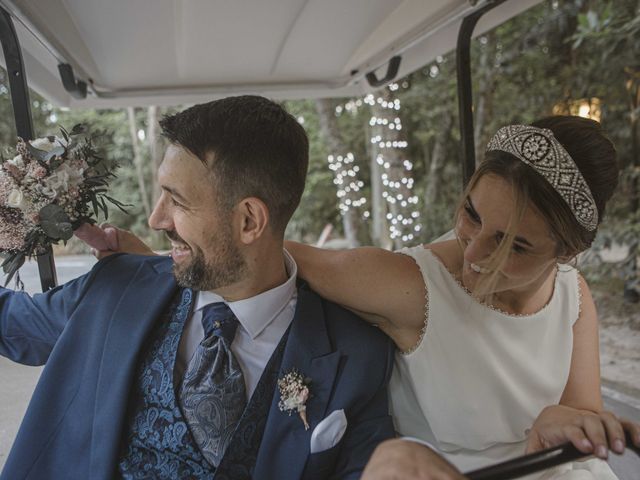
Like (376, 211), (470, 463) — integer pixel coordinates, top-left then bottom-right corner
(486, 125), (598, 231)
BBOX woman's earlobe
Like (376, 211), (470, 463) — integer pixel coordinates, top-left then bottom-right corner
(556, 252), (577, 265)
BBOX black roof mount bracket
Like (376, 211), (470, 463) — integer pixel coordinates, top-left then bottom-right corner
(58, 63), (88, 99)
(456, 0), (506, 187)
(366, 55), (402, 88)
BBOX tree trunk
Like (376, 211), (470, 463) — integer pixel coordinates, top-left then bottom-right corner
(626, 67), (640, 214)
(145, 106), (165, 246)
(425, 112), (454, 208)
(127, 107), (151, 219)
(146, 106), (163, 205)
(315, 98), (361, 247)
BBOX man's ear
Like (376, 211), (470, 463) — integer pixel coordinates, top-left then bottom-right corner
(236, 197), (269, 245)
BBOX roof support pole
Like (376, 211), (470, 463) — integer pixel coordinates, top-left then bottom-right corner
(0, 6), (58, 291)
(456, 0), (506, 188)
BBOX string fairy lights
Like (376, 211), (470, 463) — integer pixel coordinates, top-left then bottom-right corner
(329, 83), (419, 247)
(327, 152), (367, 216)
(366, 84), (420, 246)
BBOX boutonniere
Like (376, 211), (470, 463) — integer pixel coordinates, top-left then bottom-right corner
(277, 369), (311, 430)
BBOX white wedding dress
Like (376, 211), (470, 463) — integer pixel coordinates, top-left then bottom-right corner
(389, 245), (617, 480)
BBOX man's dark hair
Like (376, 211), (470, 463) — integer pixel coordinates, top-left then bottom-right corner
(160, 95), (309, 233)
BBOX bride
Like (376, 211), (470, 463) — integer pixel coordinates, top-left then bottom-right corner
(78, 116), (640, 479)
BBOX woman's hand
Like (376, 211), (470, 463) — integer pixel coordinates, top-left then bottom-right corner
(526, 404), (640, 459)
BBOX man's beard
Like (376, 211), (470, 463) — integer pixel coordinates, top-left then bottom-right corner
(168, 229), (247, 291)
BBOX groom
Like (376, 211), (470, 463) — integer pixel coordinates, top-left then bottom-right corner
(0, 96), (395, 479)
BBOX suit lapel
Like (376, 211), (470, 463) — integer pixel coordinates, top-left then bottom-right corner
(253, 285), (341, 480)
(90, 259), (178, 478)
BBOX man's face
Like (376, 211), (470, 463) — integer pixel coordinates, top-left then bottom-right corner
(148, 144), (247, 291)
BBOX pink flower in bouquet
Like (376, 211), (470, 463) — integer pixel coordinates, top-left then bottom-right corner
(0, 209), (29, 250)
(33, 166), (47, 179)
(3, 162), (22, 182)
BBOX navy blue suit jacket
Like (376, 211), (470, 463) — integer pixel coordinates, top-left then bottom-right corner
(0, 254), (395, 479)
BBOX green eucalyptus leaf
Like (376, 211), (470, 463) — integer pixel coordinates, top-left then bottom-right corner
(39, 204), (73, 241)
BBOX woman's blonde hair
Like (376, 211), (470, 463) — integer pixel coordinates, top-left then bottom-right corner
(455, 115), (618, 300)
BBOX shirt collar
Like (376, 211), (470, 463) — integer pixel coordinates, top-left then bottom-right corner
(195, 249), (297, 340)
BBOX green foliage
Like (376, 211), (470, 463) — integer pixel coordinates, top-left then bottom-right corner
(39, 204), (73, 241)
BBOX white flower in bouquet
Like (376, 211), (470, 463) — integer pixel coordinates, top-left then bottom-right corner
(38, 184), (58, 200)
(43, 163), (85, 198)
(7, 155), (24, 169)
(59, 162), (85, 187)
(6, 189), (31, 212)
(7, 188), (23, 208)
(29, 137), (58, 152)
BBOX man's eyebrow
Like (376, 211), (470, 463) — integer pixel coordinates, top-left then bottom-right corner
(468, 197), (534, 248)
(162, 186), (189, 203)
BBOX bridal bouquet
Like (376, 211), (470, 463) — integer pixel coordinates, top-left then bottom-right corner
(0, 124), (127, 285)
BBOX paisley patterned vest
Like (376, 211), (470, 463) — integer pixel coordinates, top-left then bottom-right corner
(117, 288), (290, 480)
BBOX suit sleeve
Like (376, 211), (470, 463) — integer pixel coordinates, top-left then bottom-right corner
(0, 255), (117, 365)
(331, 338), (396, 480)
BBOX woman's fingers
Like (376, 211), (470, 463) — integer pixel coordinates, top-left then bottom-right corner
(581, 414), (609, 458)
(621, 419), (640, 448)
(599, 411), (625, 454)
(561, 425), (593, 454)
(528, 406), (640, 459)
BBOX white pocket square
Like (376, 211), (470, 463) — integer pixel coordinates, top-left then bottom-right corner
(310, 409), (347, 454)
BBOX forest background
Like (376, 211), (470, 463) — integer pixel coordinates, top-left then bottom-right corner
(0, 0), (638, 389)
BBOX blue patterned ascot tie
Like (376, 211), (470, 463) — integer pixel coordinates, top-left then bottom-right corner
(179, 302), (247, 467)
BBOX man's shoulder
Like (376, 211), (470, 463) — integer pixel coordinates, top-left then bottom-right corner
(93, 253), (172, 275)
(79, 253), (173, 292)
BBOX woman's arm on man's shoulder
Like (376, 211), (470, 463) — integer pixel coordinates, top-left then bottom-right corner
(284, 241), (426, 349)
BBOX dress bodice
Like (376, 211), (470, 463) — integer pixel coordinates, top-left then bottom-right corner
(389, 245), (580, 472)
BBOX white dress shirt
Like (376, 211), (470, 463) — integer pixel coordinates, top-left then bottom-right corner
(175, 250), (298, 399)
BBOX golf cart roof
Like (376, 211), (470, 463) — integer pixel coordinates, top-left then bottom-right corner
(1, 0), (541, 108)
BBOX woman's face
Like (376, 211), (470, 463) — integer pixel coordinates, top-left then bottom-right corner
(455, 174), (560, 299)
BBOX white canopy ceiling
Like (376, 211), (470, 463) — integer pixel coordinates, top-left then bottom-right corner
(0, 0), (541, 108)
